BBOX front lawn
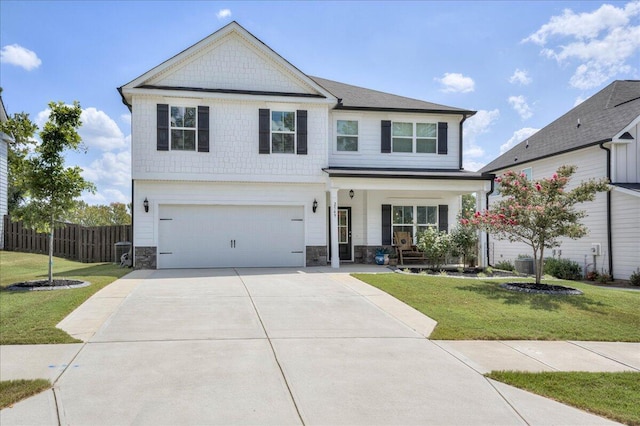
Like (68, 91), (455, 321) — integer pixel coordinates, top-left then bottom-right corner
(0, 251), (130, 344)
(0, 379), (51, 409)
(487, 371), (640, 426)
(353, 273), (640, 341)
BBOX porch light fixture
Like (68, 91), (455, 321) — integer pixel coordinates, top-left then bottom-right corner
(312, 199), (318, 213)
(143, 198), (149, 213)
(349, 189), (354, 199)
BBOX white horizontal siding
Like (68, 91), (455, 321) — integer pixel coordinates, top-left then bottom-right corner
(131, 97), (328, 183)
(0, 139), (7, 249)
(134, 181), (327, 248)
(489, 147), (610, 275)
(328, 111), (461, 170)
(611, 190), (640, 280)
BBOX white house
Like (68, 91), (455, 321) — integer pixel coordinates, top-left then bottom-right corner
(118, 22), (494, 269)
(0, 96), (10, 250)
(480, 80), (640, 280)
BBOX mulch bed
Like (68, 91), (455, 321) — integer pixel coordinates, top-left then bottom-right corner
(6, 279), (90, 291)
(500, 282), (583, 295)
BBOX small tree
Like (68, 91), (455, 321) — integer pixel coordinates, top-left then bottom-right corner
(417, 227), (451, 269)
(15, 101), (95, 284)
(449, 225), (478, 267)
(462, 165), (608, 285)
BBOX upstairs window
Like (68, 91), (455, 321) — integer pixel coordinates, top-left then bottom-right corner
(392, 122), (437, 153)
(337, 120), (358, 152)
(271, 111), (296, 154)
(170, 107), (197, 151)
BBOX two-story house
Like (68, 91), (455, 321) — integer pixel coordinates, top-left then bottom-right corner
(481, 80), (640, 280)
(119, 22), (494, 269)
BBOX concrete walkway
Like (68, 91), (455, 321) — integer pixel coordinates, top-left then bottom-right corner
(1, 266), (637, 425)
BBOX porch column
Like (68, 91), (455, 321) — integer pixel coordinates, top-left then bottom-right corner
(477, 190), (488, 267)
(330, 188), (340, 268)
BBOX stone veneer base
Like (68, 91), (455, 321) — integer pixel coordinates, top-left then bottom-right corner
(134, 246), (157, 269)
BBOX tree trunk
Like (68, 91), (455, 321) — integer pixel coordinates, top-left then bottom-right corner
(48, 216), (54, 285)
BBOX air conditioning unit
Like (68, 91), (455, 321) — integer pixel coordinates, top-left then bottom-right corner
(591, 243), (601, 256)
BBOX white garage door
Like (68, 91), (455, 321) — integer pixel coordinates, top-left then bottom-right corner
(158, 205), (305, 269)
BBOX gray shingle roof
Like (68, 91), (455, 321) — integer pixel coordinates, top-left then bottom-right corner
(310, 76), (475, 115)
(480, 80), (640, 173)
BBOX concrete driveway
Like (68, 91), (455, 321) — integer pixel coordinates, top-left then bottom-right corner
(2, 268), (619, 425)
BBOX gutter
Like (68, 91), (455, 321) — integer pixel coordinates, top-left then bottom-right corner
(485, 178), (495, 266)
(599, 142), (614, 278)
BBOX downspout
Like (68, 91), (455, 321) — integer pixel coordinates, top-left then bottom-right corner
(485, 177), (495, 266)
(131, 179), (135, 269)
(459, 114), (470, 170)
(599, 142), (613, 278)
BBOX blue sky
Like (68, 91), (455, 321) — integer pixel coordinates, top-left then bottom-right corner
(2, 1), (639, 205)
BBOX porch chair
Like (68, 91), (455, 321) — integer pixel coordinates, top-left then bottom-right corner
(393, 231), (425, 264)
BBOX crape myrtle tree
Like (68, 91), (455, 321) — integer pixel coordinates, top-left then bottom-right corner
(15, 101), (95, 284)
(461, 165), (609, 285)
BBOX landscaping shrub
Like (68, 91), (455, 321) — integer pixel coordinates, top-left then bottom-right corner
(544, 258), (582, 281)
(494, 260), (515, 271)
(416, 227), (451, 269)
(630, 269), (640, 287)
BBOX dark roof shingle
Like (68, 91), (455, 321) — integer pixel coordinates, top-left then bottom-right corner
(480, 80), (640, 173)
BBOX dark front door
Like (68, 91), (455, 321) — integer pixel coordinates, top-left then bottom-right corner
(338, 207), (352, 261)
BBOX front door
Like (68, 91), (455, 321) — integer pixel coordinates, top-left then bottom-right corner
(338, 207), (352, 261)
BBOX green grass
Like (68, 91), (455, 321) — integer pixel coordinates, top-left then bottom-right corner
(353, 273), (640, 341)
(0, 251), (131, 345)
(0, 379), (51, 409)
(487, 371), (640, 425)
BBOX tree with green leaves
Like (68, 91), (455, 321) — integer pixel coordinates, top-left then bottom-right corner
(63, 201), (131, 226)
(0, 111), (38, 213)
(14, 101), (95, 284)
(462, 165), (609, 285)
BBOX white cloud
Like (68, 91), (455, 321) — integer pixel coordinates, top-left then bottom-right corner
(120, 113), (131, 126)
(508, 95), (533, 120)
(523, 1), (640, 89)
(499, 127), (540, 154)
(79, 108), (127, 151)
(436, 73), (475, 93)
(574, 95), (587, 106)
(509, 69), (532, 85)
(463, 159), (487, 172)
(216, 8), (232, 19)
(82, 150), (131, 188)
(0, 44), (42, 70)
(463, 109), (500, 159)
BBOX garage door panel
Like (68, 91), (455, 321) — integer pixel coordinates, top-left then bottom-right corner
(158, 205), (304, 268)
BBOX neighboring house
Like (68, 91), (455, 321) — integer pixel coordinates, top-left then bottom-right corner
(118, 22), (493, 269)
(0, 96), (10, 250)
(481, 80), (640, 280)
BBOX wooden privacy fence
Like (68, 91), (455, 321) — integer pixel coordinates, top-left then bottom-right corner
(3, 216), (132, 263)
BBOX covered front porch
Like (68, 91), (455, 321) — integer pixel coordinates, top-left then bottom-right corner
(322, 168), (494, 268)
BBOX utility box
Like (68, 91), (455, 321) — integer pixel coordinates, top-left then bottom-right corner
(114, 241), (132, 264)
(514, 258), (534, 275)
(591, 243), (601, 256)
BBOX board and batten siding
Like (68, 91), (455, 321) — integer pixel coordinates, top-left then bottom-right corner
(612, 120), (640, 183)
(131, 96), (328, 183)
(611, 190), (640, 280)
(133, 180), (327, 249)
(0, 139), (8, 249)
(328, 111), (462, 170)
(489, 147), (610, 274)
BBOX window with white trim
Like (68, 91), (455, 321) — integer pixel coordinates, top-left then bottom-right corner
(170, 106), (197, 151)
(271, 111), (295, 153)
(392, 122), (437, 153)
(521, 167), (533, 181)
(392, 205), (438, 240)
(336, 120), (358, 151)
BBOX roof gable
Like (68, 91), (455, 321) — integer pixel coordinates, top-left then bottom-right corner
(120, 22), (334, 103)
(481, 80), (640, 173)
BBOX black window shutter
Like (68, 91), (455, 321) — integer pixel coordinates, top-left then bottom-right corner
(297, 110), (307, 155)
(157, 104), (169, 151)
(259, 109), (270, 154)
(197, 106), (209, 153)
(438, 122), (448, 155)
(382, 204), (392, 245)
(438, 205), (449, 232)
(381, 120), (391, 153)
